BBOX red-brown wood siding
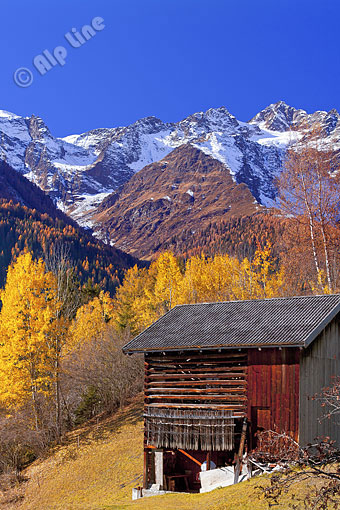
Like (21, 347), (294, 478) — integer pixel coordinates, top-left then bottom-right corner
(247, 348), (300, 442)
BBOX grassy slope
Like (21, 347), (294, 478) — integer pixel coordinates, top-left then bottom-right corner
(0, 396), (332, 510)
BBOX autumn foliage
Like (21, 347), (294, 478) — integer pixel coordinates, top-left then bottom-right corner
(0, 251), (142, 474)
(276, 127), (340, 293)
(0, 242), (285, 435)
(114, 244), (285, 334)
(0, 253), (59, 428)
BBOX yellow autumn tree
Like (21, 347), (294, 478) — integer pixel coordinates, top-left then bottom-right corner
(179, 254), (236, 303)
(179, 248), (285, 304)
(152, 252), (183, 312)
(113, 247), (286, 334)
(113, 253), (183, 333)
(235, 256), (257, 300)
(70, 291), (115, 346)
(113, 265), (152, 335)
(204, 254), (239, 302)
(251, 242), (285, 298)
(0, 252), (59, 429)
(178, 255), (208, 304)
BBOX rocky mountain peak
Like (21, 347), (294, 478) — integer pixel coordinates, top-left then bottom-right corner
(249, 101), (307, 131)
(130, 116), (167, 134)
(26, 114), (52, 140)
(323, 109), (340, 134)
(181, 106), (239, 132)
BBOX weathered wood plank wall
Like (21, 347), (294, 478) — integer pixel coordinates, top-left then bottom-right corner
(299, 315), (340, 446)
(247, 348), (300, 442)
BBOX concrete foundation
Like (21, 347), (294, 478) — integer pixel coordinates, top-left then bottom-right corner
(199, 465), (248, 493)
(154, 450), (164, 489)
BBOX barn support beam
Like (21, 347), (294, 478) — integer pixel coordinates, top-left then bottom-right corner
(143, 449), (148, 489)
(178, 448), (202, 466)
(206, 451), (211, 470)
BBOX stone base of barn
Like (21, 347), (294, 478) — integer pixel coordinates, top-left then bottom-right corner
(199, 464), (248, 493)
(132, 464), (250, 500)
(133, 486), (178, 499)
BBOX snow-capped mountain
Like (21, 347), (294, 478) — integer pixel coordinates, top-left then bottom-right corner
(250, 101), (340, 138)
(0, 101), (339, 229)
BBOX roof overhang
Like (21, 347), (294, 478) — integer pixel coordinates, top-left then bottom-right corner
(304, 300), (340, 348)
(123, 342), (304, 355)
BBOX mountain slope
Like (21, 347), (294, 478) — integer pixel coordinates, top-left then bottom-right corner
(0, 160), (76, 223)
(92, 144), (261, 258)
(161, 213), (284, 260)
(2, 102), (340, 232)
(0, 163), (141, 296)
(0, 157), (140, 291)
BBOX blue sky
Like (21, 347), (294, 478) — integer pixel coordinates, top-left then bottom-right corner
(1, 0), (339, 137)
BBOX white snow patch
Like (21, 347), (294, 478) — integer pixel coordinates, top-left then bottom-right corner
(0, 110), (21, 119)
(251, 127), (302, 148)
(259, 194), (277, 208)
(127, 130), (175, 172)
(193, 132), (242, 178)
(65, 192), (112, 229)
(53, 161), (96, 175)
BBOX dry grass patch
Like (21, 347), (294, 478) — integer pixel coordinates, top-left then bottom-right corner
(1, 397), (144, 510)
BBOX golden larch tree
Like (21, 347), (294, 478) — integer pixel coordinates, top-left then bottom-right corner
(0, 252), (59, 429)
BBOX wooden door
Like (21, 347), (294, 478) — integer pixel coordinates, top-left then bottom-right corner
(250, 406), (271, 448)
(257, 408), (271, 431)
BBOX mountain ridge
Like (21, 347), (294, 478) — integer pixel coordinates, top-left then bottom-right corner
(1, 101), (339, 237)
(0, 101), (340, 220)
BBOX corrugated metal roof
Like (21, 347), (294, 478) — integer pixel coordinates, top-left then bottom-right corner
(123, 294), (340, 353)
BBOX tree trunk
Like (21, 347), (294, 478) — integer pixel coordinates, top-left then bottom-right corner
(31, 384), (39, 431)
(55, 352), (61, 439)
(301, 174), (322, 288)
(316, 165), (333, 291)
(320, 221), (332, 291)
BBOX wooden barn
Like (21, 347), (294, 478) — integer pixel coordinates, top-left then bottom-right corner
(123, 294), (340, 493)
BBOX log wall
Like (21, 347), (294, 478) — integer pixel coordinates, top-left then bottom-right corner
(144, 350), (247, 451)
(145, 350), (247, 413)
(144, 347), (301, 451)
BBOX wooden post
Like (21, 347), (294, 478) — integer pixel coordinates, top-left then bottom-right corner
(143, 449), (148, 489)
(234, 417), (248, 484)
(206, 451), (211, 471)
